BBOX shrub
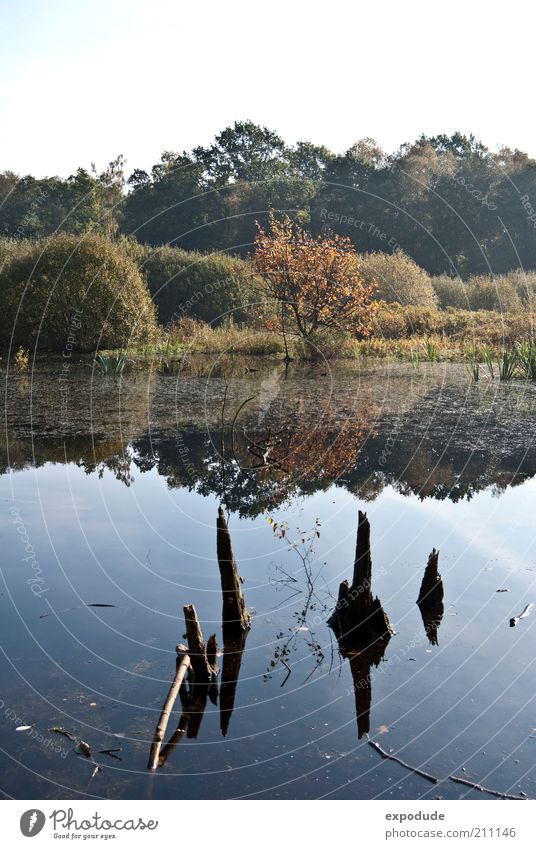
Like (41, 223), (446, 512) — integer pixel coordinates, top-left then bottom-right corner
(433, 271), (528, 312)
(120, 240), (257, 327)
(0, 234), (158, 352)
(465, 274), (522, 313)
(358, 250), (438, 308)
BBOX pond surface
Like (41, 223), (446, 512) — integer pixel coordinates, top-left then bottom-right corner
(2, 358), (536, 800)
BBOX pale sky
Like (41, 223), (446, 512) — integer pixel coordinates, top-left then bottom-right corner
(1, 0), (534, 178)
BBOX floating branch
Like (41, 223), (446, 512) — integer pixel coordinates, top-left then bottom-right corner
(217, 507), (250, 637)
(368, 740), (438, 784)
(510, 603), (534, 628)
(147, 644), (191, 771)
(369, 741), (530, 800)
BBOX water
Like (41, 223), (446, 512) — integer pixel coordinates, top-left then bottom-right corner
(1, 358), (536, 800)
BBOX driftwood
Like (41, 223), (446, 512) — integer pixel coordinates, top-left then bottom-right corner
(217, 507), (250, 637)
(510, 602), (534, 628)
(369, 741), (529, 799)
(328, 511), (393, 649)
(147, 644), (191, 770)
(417, 549), (444, 646)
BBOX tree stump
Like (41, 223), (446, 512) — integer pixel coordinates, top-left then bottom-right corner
(328, 511), (393, 650)
(416, 549), (444, 645)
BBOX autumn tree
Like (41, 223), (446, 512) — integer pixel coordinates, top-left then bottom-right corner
(253, 213), (377, 347)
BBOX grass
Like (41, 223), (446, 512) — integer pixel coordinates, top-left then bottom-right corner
(98, 306), (536, 372)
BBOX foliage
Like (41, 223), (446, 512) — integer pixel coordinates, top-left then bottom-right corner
(358, 250), (437, 308)
(253, 212), (377, 339)
(13, 346), (29, 371)
(119, 239), (257, 327)
(0, 234), (158, 352)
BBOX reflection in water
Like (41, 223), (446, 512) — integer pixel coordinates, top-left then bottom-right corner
(348, 642), (389, 739)
(328, 511), (392, 738)
(4, 364), (536, 513)
(417, 549), (445, 646)
(220, 629), (248, 737)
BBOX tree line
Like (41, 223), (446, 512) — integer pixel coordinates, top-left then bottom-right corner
(2, 122), (536, 278)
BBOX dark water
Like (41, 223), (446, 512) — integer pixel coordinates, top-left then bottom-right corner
(2, 358), (536, 800)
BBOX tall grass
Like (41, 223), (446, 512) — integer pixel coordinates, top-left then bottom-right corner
(94, 352), (128, 376)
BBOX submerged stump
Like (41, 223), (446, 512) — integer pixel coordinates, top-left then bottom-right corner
(328, 511), (393, 651)
(416, 548), (444, 645)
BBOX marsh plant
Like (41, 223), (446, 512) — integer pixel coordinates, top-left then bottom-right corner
(465, 345), (480, 382)
(94, 352), (128, 377)
(516, 340), (536, 380)
(13, 346), (30, 372)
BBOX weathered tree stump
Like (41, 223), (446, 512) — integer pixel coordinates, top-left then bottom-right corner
(328, 511), (393, 650)
(217, 506), (250, 637)
(183, 604), (215, 683)
(416, 548), (444, 645)
(417, 548), (444, 606)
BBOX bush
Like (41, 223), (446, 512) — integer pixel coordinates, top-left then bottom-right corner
(433, 271), (531, 313)
(358, 250), (438, 308)
(465, 274), (522, 313)
(120, 240), (257, 327)
(0, 234), (158, 352)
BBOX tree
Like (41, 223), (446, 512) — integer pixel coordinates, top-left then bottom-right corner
(253, 212), (377, 343)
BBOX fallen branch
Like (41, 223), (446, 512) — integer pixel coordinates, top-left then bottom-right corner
(147, 645), (191, 771)
(449, 774), (528, 800)
(369, 741), (531, 799)
(368, 740), (438, 784)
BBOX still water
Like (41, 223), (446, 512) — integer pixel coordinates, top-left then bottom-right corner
(1, 358), (536, 800)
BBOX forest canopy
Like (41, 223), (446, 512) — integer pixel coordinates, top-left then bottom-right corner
(2, 123), (536, 279)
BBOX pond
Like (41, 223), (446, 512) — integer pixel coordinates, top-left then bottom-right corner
(1, 358), (536, 800)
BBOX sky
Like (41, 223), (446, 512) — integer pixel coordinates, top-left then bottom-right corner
(0, 0), (534, 178)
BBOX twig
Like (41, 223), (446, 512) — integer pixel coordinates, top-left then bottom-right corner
(449, 774), (529, 800)
(368, 740), (438, 784)
(280, 658), (292, 687)
(369, 741), (531, 799)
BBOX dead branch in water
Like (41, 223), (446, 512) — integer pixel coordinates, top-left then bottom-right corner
(369, 741), (530, 799)
(147, 645), (191, 771)
(368, 740), (438, 784)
